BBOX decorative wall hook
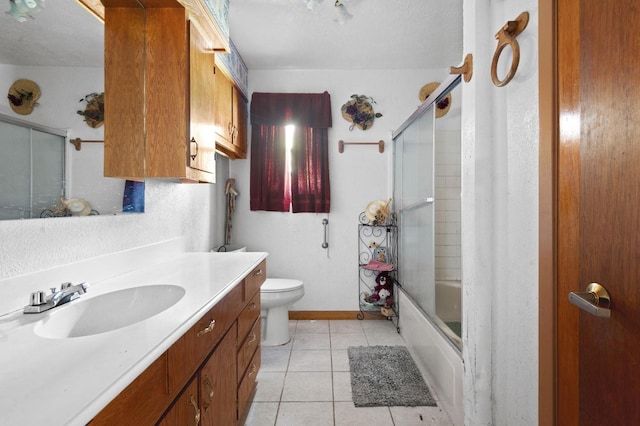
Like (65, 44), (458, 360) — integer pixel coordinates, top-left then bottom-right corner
(450, 53), (474, 83)
(491, 11), (529, 87)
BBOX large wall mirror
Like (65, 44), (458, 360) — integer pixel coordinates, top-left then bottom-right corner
(0, 1), (144, 220)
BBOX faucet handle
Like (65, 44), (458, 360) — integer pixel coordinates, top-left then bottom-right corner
(60, 282), (73, 290)
(29, 291), (47, 306)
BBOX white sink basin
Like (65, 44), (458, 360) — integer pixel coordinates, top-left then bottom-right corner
(33, 285), (185, 339)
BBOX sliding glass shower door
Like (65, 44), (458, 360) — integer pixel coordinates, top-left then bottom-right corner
(0, 118), (65, 220)
(393, 75), (462, 350)
(394, 106), (436, 317)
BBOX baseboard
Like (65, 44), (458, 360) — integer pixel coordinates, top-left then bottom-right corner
(289, 311), (387, 320)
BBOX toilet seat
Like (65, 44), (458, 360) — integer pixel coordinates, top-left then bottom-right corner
(261, 278), (304, 293)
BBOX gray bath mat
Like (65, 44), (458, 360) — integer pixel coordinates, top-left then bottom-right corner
(348, 345), (437, 407)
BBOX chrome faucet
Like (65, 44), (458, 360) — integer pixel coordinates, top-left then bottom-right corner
(24, 282), (89, 314)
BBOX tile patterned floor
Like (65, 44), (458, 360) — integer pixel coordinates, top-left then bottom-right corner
(244, 319), (453, 426)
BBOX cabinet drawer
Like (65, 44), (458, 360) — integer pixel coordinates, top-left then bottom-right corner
(200, 323), (237, 426)
(167, 283), (243, 393)
(237, 291), (260, 344)
(91, 353), (168, 426)
(238, 346), (260, 417)
(244, 260), (266, 301)
(237, 318), (260, 380)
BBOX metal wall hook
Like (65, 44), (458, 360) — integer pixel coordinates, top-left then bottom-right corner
(491, 11), (529, 87)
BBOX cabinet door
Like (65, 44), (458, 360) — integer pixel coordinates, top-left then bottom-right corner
(189, 21), (217, 175)
(200, 323), (237, 425)
(214, 67), (233, 145)
(232, 86), (248, 157)
(158, 379), (200, 426)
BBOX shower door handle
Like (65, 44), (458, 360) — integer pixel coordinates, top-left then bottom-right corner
(568, 283), (611, 318)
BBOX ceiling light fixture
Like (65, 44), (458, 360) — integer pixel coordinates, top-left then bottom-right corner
(334, 0), (352, 24)
(304, 0), (323, 10)
(7, 0), (44, 22)
(302, 0), (352, 24)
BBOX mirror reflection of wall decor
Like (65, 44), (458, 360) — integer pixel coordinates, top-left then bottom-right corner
(341, 94), (382, 131)
(419, 82), (452, 118)
(7, 79), (40, 115)
(0, 1), (145, 220)
(77, 92), (104, 128)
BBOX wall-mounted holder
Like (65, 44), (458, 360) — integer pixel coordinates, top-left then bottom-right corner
(491, 11), (529, 87)
(450, 53), (474, 83)
(70, 138), (103, 151)
(338, 140), (384, 153)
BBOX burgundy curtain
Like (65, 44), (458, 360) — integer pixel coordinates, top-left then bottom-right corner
(250, 92), (332, 213)
(249, 125), (290, 211)
(290, 126), (331, 213)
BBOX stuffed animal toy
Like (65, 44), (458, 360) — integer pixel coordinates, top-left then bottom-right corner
(374, 271), (394, 307)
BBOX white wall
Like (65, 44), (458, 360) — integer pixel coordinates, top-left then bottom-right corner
(462, 0), (539, 424)
(230, 68), (450, 312)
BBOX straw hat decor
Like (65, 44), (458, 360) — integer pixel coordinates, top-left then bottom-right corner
(7, 79), (40, 115)
(418, 82), (452, 118)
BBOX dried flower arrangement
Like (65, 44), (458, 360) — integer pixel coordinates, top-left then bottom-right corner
(341, 94), (383, 131)
(77, 92), (104, 128)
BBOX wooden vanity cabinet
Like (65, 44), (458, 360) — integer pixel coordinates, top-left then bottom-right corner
(157, 379), (200, 426)
(90, 261), (265, 426)
(213, 67), (249, 159)
(103, 3), (216, 183)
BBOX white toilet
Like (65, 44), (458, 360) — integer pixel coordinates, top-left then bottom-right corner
(260, 278), (304, 346)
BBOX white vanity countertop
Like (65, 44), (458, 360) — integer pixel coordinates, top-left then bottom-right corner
(0, 251), (267, 426)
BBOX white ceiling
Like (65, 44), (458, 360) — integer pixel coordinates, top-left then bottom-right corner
(0, 1), (104, 67)
(229, 0), (463, 70)
(0, 0), (463, 70)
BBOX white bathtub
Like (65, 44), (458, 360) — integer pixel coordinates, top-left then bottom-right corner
(435, 280), (461, 323)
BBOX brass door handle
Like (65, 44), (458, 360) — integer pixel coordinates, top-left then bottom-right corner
(568, 283), (611, 318)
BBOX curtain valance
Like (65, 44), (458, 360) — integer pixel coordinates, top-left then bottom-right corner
(250, 92), (332, 128)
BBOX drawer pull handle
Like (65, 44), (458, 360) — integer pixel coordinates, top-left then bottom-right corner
(196, 319), (216, 337)
(248, 332), (257, 344)
(248, 363), (258, 378)
(254, 269), (263, 276)
(190, 394), (201, 425)
(247, 302), (257, 312)
(203, 376), (215, 407)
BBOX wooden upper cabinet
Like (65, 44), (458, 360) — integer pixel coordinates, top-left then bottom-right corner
(214, 66), (248, 159)
(233, 85), (248, 157)
(213, 66), (233, 149)
(189, 21), (217, 176)
(103, 3), (216, 183)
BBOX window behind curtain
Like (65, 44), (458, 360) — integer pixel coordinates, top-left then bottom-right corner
(249, 92), (332, 213)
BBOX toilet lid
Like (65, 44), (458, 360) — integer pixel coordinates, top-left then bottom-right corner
(261, 279), (304, 293)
